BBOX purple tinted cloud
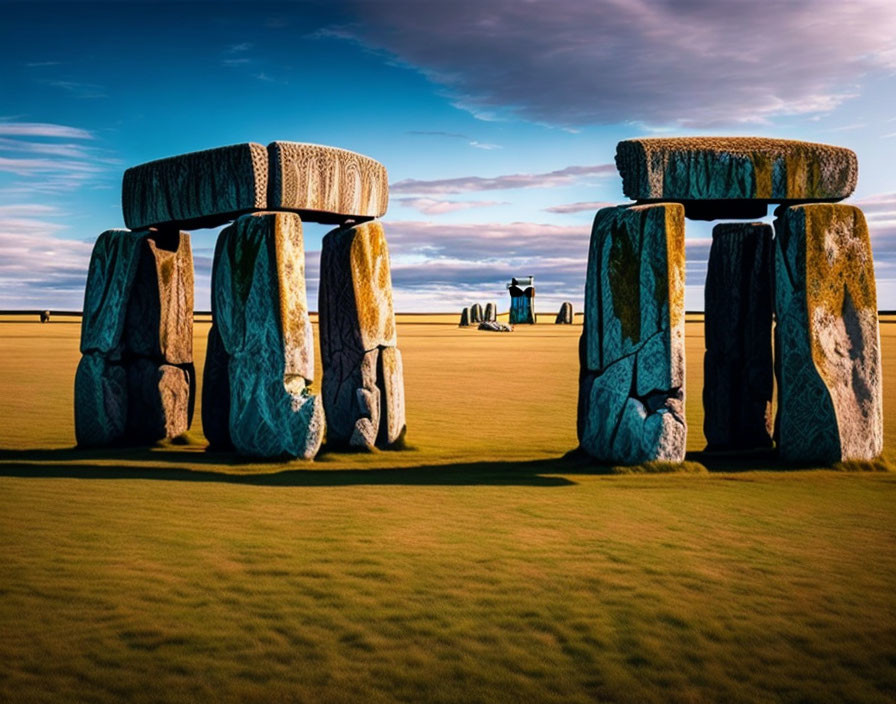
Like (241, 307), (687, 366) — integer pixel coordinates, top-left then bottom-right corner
(391, 163), (615, 195)
(345, 0), (896, 127)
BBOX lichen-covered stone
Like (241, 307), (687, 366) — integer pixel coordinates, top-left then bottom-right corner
(124, 230), (194, 365)
(484, 302), (497, 322)
(775, 204), (882, 462)
(125, 358), (193, 444)
(578, 203), (686, 464)
(123, 143), (268, 230)
(80, 229), (146, 357)
(268, 141), (388, 223)
(319, 221), (404, 449)
(470, 303), (483, 323)
(213, 212), (323, 458)
(459, 308), (470, 327)
(478, 321), (512, 332)
(74, 353), (127, 447)
(201, 324), (232, 450)
(555, 301), (574, 324)
(703, 223), (774, 450)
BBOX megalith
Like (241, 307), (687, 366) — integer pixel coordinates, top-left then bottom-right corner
(470, 303), (483, 324)
(508, 277), (536, 324)
(319, 221), (406, 449)
(774, 204), (882, 462)
(459, 307), (470, 327)
(703, 223), (774, 450)
(578, 203), (687, 464)
(210, 212), (324, 458)
(555, 301), (574, 324)
(484, 302), (497, 322)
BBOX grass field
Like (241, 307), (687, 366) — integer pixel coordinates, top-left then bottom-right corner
(2, 314), (896, 702)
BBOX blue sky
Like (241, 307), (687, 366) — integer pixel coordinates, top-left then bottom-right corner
(1, 0), (895, 312)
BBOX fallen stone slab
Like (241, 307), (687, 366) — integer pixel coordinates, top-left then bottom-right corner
(615, 137), (857, 220)
(703, 223), (774, 450)
(478, 321), (512, 332)
(124, 230), (194, 365)
(484, 302), (497, 322)
(578, 203), (687, 464)
(80, 229), (146, 357)
(123, 143), (269, 230)
(213, 212), (323, 458)
(775, 203), (882, 463)
(268, 141), (388, 224)
(319, 221), (405, 449)
(74, 353), (127, 447)
(555, 301), (574, 324)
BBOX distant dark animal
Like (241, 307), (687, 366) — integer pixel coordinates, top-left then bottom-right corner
(40, 310), (51, 323)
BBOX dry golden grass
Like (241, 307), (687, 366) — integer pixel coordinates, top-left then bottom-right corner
(1, 314), (896, 703)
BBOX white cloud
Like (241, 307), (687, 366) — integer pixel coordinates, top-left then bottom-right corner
(0, 122), (93, 139)
(391, 163), (615, 195)
(395, 197), (507, 215)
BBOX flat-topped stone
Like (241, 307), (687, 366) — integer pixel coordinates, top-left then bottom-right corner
(122, 141), (388, 230)
(616, 137), (857, 220)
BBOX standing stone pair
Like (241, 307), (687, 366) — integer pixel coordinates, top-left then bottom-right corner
(579, 137), (882, 464)
(76, 141), (406, 458)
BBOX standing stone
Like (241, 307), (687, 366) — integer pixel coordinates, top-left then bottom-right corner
(484, 302), (497, 322)
(775, 204), (882, 462)
(578, 203), (687, 464)
(213, 212), (324, 458)
(74, 353), (128, 447)
(319, 221), (405, 449)
(459, 308), (470, 327)
(509, 280), (536, 324)
(555, 301), (574, 324)
(703, 223), (774, 450)
(201, 324), (232, 450)
(40, 310), (50, 323)
(125, 358), (192, 444)
(470, 303), (483, 323)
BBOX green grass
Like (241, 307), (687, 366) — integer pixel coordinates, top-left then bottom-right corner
(2, 315), (896, 703)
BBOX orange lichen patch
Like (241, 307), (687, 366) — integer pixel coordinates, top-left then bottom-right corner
(663, 203), (686, 335)
(270, 212), (314, 384)
(349, 222), (397, 350)
(268, 141), (389, 220)
(616, 137), (857, 202)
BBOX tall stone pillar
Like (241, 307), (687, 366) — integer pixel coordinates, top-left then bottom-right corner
(319, 221), (406, 449)
(775, 204), (882, 462)
(703, 223), (773, 450)
(209, 212), (324, 458)
(578, 203), (687, 464)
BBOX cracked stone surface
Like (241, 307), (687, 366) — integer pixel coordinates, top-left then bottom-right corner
(213, 212), (323, 458)
(703, 223), (774, 450)
(319, 221), (405, 449)
(578, 203), (686, 464)
(484, 302), (497, 322)
(555, 301), (574, 324)
(775, 204), (882, 462)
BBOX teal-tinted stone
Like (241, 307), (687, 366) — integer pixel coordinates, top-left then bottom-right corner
(74, 353), (128, 447)
(80, 229), (146, 357)
(201, 324), (232, 450)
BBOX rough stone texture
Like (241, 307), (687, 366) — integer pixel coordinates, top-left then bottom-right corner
(616, 137), (858, 220)
(125, 358), (193, 444)
(80, 229), (146, 357)
(268, 141), (388, 224)
(775, 204), (882, 463)
(479, 321), (513, 332)
(124, 230), (194, 365)
(509, 286), (536, 324)
(74, 353), (127, 447)
(123, 143), (269, 230)
(201, 324), (232, 450)
(213, 212), (323, 458)
(470, 303), (483, 324)
(459, 308), (471, 327)
(578, 203), (687, 464)
(484, 302), (497, 322)
(555, 301), (574, 324)
(319, 221), (406, 449)
(703, 223), (774, 450)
